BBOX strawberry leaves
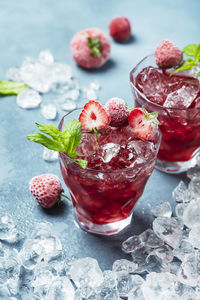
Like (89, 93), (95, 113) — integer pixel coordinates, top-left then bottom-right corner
(87, 37), (102, 57)
(27, 120), (88, 168)
(170, 43), (200, 76)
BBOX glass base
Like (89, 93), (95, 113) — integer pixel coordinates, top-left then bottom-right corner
(74, 212), (133, 236)
(156, 152), (199, 174)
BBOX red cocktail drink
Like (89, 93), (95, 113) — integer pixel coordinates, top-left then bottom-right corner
(59, 108), (161, 235)
(130, 55), (200, 173)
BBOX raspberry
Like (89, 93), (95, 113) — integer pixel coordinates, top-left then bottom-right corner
(154, 40), (183, 69)
(71, 28), (111, 68)
(109, 17), (131, 42)
(29, 174), (63, 208)
(104, 97), (129, 127)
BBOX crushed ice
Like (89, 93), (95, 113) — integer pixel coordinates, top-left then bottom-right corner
(1, 162), (200, 298)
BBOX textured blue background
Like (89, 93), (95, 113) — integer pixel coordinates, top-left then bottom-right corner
(0, 0), (199, 270)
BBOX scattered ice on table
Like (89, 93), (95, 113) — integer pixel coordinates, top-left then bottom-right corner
(173, 239), (194, 262)
(188, 177), (200, 198)
(46, 277), (75, 300)
(187, 165), (200, 180)
(122, 235), (142, 253)
(152, 217), (183, 248)
(151, 200), (172, 217)
(83, 83), (98, 100)
(172, 181), (189, 203)
(190, 64), (200, 79)
(32, 265), (54, 298)
(38, 49), (54, 65)
(69, 257), (103, 289)
(6, 67), (22, 81)
(41, 104), (57, 120)
(131, 246), (152, 272)
(151, 244), (174, 263)
(178, 251), (200, 287)
(16, 89), (42, 109)
(0, 213), (20, 243)
(175, 203), (187, 218)
(183, 199), (200, 228)
(116, 273), (136, 297)
(112, 259), (138, 275)
(43, 147), (58, 162)
(188, 224), (200, 249)
(127, 275), (145, 300)
(57, 98), (77, 111)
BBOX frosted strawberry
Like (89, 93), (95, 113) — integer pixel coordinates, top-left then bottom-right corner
(29, 174), (65, 208)
(105, 97), (129, 127)
(154, 40), (183, 69)
(79, 100), (110, 131)
(71, 28), (111, 68)
(109, 17), (131, 42)
(128, 108), (160, 140)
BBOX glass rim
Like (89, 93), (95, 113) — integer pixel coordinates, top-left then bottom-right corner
(58, 108), (161, 174)
(130, 54), (200, 112)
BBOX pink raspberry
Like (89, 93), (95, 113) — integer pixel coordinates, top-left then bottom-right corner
(105, 97), (129, 127)
(71, 28), (111, 69)
(154, 40), (183, 69)
(109, 17), (131, 42)
(29, 174), (63, 208)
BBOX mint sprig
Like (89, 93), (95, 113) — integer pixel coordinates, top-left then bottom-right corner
(170, 43), (200, 76)
(87, 37), (102, 58)
(0, 81), (29, 96)
(27, 120), (88, 169)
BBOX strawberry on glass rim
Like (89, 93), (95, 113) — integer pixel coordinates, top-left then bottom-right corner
(128, 107), (160, 140)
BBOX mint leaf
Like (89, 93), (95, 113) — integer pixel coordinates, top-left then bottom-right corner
(26, 133), (65, 152)
(182, 44), (198, 57)
(170, 60), (195, 76)
(35, 123), (64, 140)
(87, 37), (102, 58)
(63, 119), (82, 154)
(194, 44), (200, 63)
(0, 81), (29, 96)
(74, 159), (88, 169)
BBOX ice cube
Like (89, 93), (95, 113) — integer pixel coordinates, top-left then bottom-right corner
(164, 85), (198, 109)
(32, 267), (55, 298)
(42, 147), (58, 162)
(188, 177), (200, 199)
(46, 277), (75, 300)
(190, 64), (200, 79)
(20, 239), (44, 269)
(0, 213), (20, 243)
(173, 239), (195, 261)
(152, 244), (174, 263)
(70, 257), (103, 289)
(41, 104), (57, 120)
(102, 270), (117, 288)
(44, 250), (66, 276)
(172, 181), (189, 203)
(141, 272), (177, 300)
(131, 246), (152, 272)
(127, 275), (145, 300)
(38, 50), (54, 65)
(187, 166), (200, 180)
(183, 199), (200, 228)
(50, 63), (72, 84)
(188, 224), (200, 249)
(16, 89), (42, 109)
(101, 143), (120, 163)
(122, 236), (141, 253)
(151, 201), (172, 218)
(116, 273), (136, 297)
(178, 251), (200, 287)
(6, 67), (22, 82)
(58, 98), (76, 111)
(83, 84), (98, 100)
(145, 253), (166, 273)
(175, 203), (187, 219)
(152, 217), (183, 248)
(112, 259), (138, 275)
(0, 249), (21, 284)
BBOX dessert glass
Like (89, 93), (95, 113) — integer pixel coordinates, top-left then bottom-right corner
(59, 108), (161, 235)
(130, 55), (200, 173)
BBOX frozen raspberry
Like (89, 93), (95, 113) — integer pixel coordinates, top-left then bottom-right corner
(109, 17), (131, 42)
(29, 174), (64, 208)
(154, 40), (183, 69)
(71, 28), (111, 68)
(105, 97), (129, 127)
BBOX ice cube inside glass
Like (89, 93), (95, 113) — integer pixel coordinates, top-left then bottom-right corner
(58, 108), (161, 235)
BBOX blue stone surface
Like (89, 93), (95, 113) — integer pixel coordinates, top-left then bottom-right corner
(0, 0), (199, 270)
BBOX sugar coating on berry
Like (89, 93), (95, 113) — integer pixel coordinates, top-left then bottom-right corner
(154, 40), (183, 69)
(71, 28), (111, 68)
(105, 97), (129, 127)
(109, 17), (131, 42)
(29, 174), (63, 208)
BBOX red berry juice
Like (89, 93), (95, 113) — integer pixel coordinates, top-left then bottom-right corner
(59, 119), (160, 231)
(131, 66), (200, 163)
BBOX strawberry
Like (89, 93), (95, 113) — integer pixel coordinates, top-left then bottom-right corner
(29, 174), (64, 208)
(79, 100), (110, 131)
(154, 40), (183, 69)
(128, 108), (160, 140)
(109, 17), (131, 42)
(104, 97), (129, 127)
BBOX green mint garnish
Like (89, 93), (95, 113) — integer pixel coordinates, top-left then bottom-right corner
(87, 37), (102, 58)
(170, 43), (200, 76)
(27, 120), (88, 169)
(0, 81), (29, 96)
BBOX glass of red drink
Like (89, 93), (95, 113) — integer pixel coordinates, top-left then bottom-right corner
(130, 55), (200, 173)
(59, 108), (161, 235)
